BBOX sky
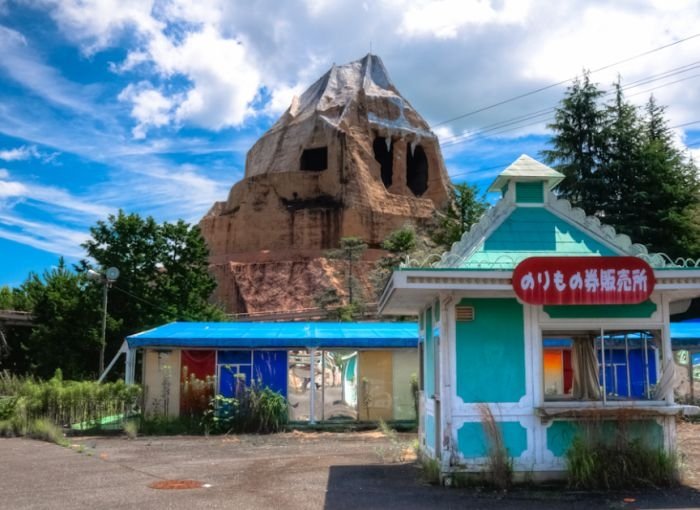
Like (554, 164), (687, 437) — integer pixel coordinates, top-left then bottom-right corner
(1, 0), (700, 286)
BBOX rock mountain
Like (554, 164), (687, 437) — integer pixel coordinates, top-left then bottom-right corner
(200, 54), (451, 314)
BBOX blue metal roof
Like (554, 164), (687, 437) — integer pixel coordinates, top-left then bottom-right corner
(127, 321), (418, 349)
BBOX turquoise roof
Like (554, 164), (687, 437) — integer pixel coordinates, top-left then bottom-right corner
(459, 208), (617, 269)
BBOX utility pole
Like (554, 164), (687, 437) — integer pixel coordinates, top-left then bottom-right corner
(88, 267), (120, 377)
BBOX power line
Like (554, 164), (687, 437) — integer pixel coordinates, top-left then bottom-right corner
(440, 66), (700, 149)
(432, 31), (700, 128)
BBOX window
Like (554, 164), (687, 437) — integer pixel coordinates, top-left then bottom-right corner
(542, 329), (664, 402)
(300, 147), (328, 171)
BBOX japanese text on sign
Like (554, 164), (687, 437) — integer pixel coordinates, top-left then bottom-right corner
(512, 257), (655, 305)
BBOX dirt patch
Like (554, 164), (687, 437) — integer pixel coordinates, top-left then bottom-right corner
(678, 419), (700, 488)
(148, 480), (205, 490)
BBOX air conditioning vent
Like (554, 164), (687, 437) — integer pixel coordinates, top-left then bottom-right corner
(456, 305), (475, 322)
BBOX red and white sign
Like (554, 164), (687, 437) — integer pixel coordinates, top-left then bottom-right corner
(512, 256), (655, 305)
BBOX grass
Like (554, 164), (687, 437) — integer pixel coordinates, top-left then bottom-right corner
(566, 434), (679, 489)
(477, 403), (513, 490)
(26, 419), (68, 447)
(376, 419), (412, 463)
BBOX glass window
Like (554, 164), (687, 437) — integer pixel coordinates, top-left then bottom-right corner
(542, 329), (663, 402)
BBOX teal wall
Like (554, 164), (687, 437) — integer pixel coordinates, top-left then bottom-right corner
(547, 420), (664, 457)
(515, 182), (544, 203)
(455, 298), (526, 403)
(425, 307), (434, 397)
(457, 420), (527, 458)
(461, 208), (617, 269)
(425, 413), (436, 451)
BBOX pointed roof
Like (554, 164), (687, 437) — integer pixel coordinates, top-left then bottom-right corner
(428, 155), (655, 269)
(488, 154), (564, 192)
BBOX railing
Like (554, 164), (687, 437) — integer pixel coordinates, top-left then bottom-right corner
(229, 303), (379, 322)
(0, 310), (34, 326)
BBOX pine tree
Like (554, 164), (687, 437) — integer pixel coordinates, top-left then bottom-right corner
(541, 72), (607, 215)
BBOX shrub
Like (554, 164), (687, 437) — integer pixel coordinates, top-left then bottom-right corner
(0, 369), (141, 431)
(566, 433), (679, 489)
(203, 380), (288, 434)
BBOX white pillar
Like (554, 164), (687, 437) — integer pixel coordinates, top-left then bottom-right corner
(661, 293), (675, 404)
(125, 347), (136, 385)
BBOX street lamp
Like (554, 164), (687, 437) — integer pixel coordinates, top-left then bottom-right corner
(87, 267), (120, 376)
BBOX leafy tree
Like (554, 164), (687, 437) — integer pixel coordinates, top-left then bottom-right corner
(7, 259), (103, 379)
(541, 72), (608, 215)
(80, 210), (226, 371)
(433, 182), (488, 248)
(325, 237), (368, 306)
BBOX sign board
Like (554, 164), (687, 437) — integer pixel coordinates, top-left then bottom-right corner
(512, 256), (655, 305)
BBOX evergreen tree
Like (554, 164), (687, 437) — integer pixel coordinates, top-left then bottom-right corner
(541, 72), (607, 215)
(632, 96), (700, 257)
(599, 78), (644, 230)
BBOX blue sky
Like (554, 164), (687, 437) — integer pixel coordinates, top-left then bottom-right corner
(1, 0), (699, 286)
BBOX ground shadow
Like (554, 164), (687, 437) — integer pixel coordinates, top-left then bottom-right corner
(323, 463), (700, 510)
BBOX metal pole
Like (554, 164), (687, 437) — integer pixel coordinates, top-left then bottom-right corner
(643, 334), (650, 399)
(600, 329), (607, 405)
(321, 351), (326, 422)
(99, 280), (108, 375)
(309, 348), (316, 424)
(625, 334), (631, 397)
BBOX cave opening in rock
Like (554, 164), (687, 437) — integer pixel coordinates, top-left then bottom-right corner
(300, 147), (328, 171)
(373, 136), (393, 188)
(406, 144), (428, 196)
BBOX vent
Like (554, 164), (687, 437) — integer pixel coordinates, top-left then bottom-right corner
(456, 305), (475, 322)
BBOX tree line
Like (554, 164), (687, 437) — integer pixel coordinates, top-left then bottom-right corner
(543, 73), (700, 259)
(0, 211), (224, 380)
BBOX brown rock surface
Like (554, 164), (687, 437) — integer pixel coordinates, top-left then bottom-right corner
(200, 54), (451, 314)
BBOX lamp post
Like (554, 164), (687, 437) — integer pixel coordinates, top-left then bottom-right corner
(87, 267), (120, 376)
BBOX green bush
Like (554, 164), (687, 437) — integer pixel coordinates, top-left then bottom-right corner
(0, 369), (141, 431)
(566, 435), (679, 489)
(203, 380), (288, 434)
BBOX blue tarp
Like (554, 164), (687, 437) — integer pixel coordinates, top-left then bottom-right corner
(127, 321), (418, 349)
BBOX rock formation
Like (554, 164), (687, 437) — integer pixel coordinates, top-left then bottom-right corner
(200, 54), (451, 314)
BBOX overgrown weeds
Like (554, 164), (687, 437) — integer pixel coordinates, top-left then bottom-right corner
(202, 378), (288, 434)
(0, 369), (140, 432)
(478, 403), (513, 490)
(376, 419), (412, 463)
(566, 423), (679, 489)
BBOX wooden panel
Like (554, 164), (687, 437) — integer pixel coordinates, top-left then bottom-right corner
(143, 349), (181, 418)
(358, 351), (393, 421)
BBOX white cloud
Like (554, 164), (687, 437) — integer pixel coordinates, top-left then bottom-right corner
(0, 144), (38, 161)
(0, 168), (8, 179)
(399, 0), (532, 39)
(0, 179), (26, 197)
(118, 82), (174, 139)
(0, 212), (88, 257)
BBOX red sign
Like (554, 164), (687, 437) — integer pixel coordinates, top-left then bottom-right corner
(512, 257), (655, 305)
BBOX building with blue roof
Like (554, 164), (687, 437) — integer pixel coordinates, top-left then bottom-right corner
(121, 321), (418, 423)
